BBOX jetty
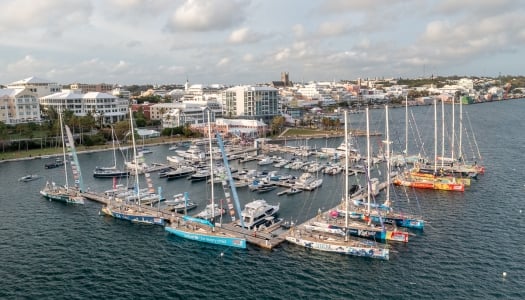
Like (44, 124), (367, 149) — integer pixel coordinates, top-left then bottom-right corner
(81, 190), (288, 250)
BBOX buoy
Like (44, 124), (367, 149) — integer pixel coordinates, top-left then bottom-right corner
(520, 210), (522, 214)
(502, 272), (507, 277)
(220, 252), (224, 257)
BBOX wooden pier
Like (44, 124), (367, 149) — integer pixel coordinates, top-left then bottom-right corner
(80, 190), (289, 250)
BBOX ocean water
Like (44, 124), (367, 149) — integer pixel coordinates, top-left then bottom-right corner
(1, 100), (524, 299)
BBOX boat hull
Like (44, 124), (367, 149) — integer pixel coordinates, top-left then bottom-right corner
(40, 190), (84, 204)
(348, 211), (424, 230)
(165, 226), (246, 248)
(285, 236), (389, 260)
(93, 171), (130, 178)
(101, 206), (165, 225)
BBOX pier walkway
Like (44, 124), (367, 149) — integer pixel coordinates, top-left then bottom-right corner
(80, 190), (288, 250)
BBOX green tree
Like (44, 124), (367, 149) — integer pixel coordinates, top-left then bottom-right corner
(270, 116), (286, 135)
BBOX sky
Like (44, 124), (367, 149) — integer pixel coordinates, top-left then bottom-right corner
(1, 0), (524, 86)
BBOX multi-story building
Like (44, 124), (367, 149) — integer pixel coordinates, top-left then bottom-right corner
(151, 100), (222, 121)
(0, 88), (41, 124)
(40, 90), (128, 125)
(161, 104), (216, 128)
(70, 83), (114, 93)
(222, 85), (279, 124)
(6, 76), (61, 98)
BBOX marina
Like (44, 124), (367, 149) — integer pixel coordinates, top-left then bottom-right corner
(2, 100), (524, 299)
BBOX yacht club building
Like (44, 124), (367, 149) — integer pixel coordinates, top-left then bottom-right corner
(39, 90), (128, 125)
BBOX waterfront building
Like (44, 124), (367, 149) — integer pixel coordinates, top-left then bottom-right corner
(70, 82), (114, 94)
(6, 76), (61, 98)
(222, 85), (279, 124)
(161, 105), (215, 128)
(0, 88), (41, 124)
(40, 90), (128, 125)
(192, 118), (267, 138)
(152, 100), (222, 122)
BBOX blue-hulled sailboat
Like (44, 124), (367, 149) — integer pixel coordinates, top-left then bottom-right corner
(165, 114), (246, 249)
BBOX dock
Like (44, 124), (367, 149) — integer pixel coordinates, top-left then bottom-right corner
(80, 190), (289, 250)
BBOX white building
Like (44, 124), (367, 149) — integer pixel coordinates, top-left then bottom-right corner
(6, 76), (61, 98)
(162, 106), (215, 128)
(222, 85), (279, 123)
(0, 88), (41, 124)
(39, 90), (128, 125)
(152, 100), (222, 122)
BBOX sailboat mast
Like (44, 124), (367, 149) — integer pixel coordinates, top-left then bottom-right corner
(433, 99), (437, 174)
(129, 108), (141, 206)
(385, 105), (390, 203)
(344, 110), (349, 231)
(207, 110), (215, 221)
(111, 126), (117, 168)
(451, 97), (455, 162)
(405, 95), (408, 155)
(459, 97), (463, 161)
(59, 111), (69, 191)
(441, 99), (445, 168)
(366, 107), (371, 215)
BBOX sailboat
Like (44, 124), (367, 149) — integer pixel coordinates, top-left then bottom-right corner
(164, 112), (247, 249)
(316, 107), (409, 243)
(347, 106), (425, 230)
(93, 126), (130, 178)
(40, 111), (85, 204)
(285, 110), (390, 260)
(393, 99), (465, 192)
(101, 109), (166, 225)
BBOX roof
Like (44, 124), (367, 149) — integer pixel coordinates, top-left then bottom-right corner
(8, 76), (56, 85)
(0, 88), (24, 97)
(41, 91), (116, 100)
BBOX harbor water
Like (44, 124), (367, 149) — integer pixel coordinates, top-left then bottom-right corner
(1, 100), (524, 299)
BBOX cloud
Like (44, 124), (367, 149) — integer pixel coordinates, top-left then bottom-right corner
(0, 0), (92, 36)
(243, 54), (254, 62)
(217, 57), (230, 67)
(292, 24), (305, 38)
(317, 21), (350, 37)
(228, 27), (263, 44)
(167, 0), (249, 32)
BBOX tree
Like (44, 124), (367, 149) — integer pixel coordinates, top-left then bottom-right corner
(270, 116), (286, 135)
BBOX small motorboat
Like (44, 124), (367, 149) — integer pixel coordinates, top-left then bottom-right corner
(18, 174), (41, 182)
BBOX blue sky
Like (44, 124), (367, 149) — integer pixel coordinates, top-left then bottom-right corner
(1, 0), (523, 86)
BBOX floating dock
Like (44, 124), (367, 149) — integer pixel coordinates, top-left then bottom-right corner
(80, 191), (288, 250)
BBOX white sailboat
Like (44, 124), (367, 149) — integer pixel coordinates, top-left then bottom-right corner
(285, 110), (390, 260)
(101, 109), (165, 225)
(40, 111), (85, 204)
(93, 126), (130, 178)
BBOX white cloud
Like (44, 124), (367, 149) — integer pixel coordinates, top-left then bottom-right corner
(0, 0), (92, 36)
(228, 27), (263, 44)
(243, 54), (254, 62)
(317, 21), (350, 37)
(217, 57), (230, 67)
(0, 0), (524, 85)
(167, 0), (249, 32)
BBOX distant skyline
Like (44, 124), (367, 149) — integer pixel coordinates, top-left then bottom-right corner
(1, 0), (524, 86)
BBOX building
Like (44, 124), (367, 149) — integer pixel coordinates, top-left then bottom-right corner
(131, 102), (155, 119)
(40, 90), (128, 125)
(161, 106), (215, 129)
(6, 76), (61, 98)
(151, 100), (222, 121)
(222, 85), (279, 124)
(70, 83), (114, 93)
(0, 88), (41, 124)
(214, 118), (268, 138)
